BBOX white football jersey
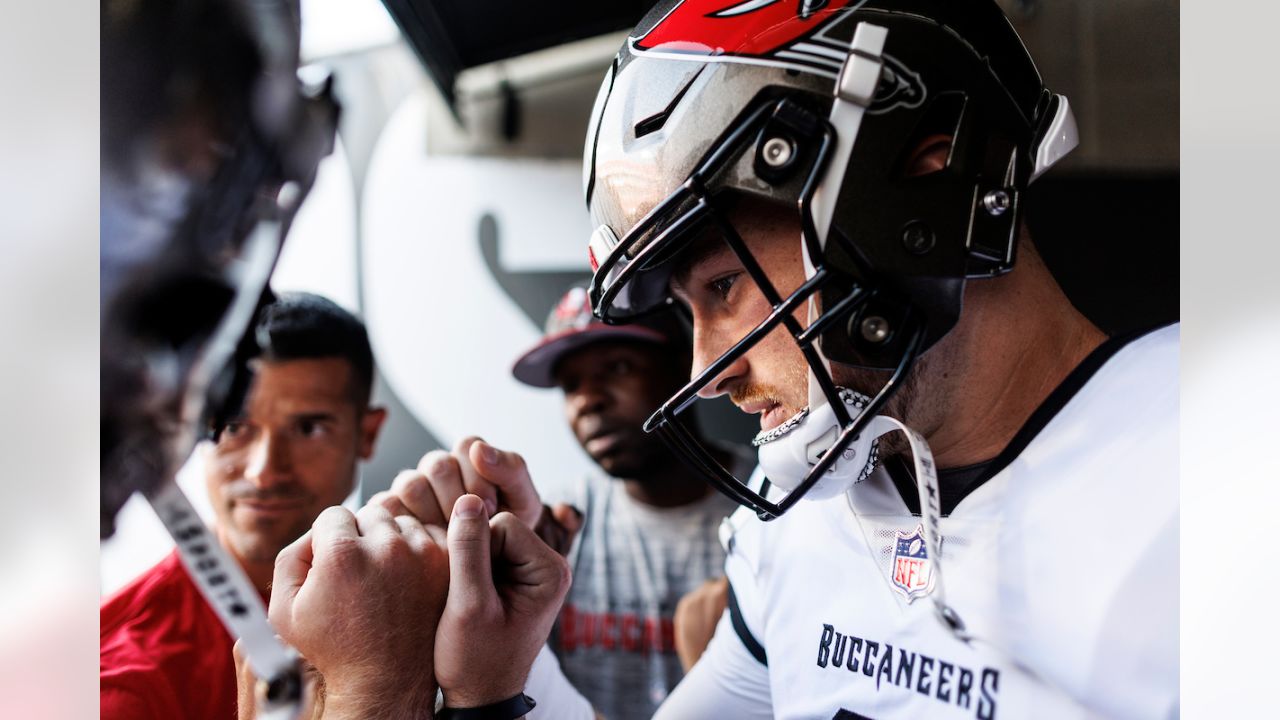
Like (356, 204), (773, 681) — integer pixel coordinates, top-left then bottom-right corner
(658, 325), (1179, 720)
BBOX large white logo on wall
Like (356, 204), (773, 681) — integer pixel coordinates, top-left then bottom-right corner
(362, 91), (594, 499)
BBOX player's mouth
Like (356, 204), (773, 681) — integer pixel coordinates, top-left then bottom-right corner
(737, 399), (793, 432)
(583, 426), (627, 457)
(234, 499), (305, 519)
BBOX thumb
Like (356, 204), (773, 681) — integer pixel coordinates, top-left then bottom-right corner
(489, 512), (571, 606)
(268, 529), (314, 635)
(232, 640), (256, 720)
(469, 441), (543, 528)
(446, 494), (495, 612)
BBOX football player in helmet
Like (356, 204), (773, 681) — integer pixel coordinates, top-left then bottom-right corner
(578, 1), (1178, 718)
(101, 1), (344, 714)
(585, 0), (1083, 518)
(258, 2), (1175, 718)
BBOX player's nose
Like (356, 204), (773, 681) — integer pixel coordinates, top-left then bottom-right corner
(691, 327), (748, 400)
(567, 380), (609, 418)
(243, 431), (293, 488)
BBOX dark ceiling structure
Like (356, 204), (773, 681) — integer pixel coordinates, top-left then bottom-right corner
(379, 0), (652, 109)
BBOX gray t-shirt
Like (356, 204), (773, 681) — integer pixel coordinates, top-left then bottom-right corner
(550, 466), (746, 720)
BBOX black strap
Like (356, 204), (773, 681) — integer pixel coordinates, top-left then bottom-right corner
(437, 693), (536, 720)
(727, 582), (768, 666)
(885, 455), (990, 517)
(975, 324), (1170, 486)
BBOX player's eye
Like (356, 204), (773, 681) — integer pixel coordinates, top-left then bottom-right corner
(296, 419), (329, 439)
(708, 272), (740, 301)
(608, 358), (634, 375)
(217, 420), (249, 443)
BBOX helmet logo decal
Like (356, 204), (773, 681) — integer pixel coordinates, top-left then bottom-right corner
(710, 0), (829, 19)
(634, 0), (869, 77)
(633, 1), (926, 112)
(868, 55), (926, 115)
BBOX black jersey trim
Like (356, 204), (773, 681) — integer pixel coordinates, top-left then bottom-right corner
(972, 326), (1166, 487)
(727, 582), (768, 666)
(885, 455), (991, 517)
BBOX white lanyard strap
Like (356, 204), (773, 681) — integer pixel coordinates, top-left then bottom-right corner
(875, 417), (971, 642)
(145, 482), (303, 719)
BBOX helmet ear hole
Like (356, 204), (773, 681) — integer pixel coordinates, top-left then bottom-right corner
(892, 92), (969, 180)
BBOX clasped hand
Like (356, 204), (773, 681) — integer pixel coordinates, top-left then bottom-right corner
(263, 438), (576, 719)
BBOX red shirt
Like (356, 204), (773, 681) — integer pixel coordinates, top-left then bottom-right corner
(100, 550), (241, 720)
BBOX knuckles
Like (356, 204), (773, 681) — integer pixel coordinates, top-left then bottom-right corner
(318, 534), (367, 572)
(548, 552), (573, 599)
(490, 509), (518, 528)
(452, 436), (484, 459)
(511, 451), (528, 471)
(389, 470), (421, 495)
(418, 450), (457, 481)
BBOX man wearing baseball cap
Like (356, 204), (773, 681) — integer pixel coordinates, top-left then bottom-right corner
(512, 284), (753, 720)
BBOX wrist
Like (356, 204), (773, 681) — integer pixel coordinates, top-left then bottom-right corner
(324, 671), (438, 720)
(440, 680), (526, 710)
(438, 692), (536, 720)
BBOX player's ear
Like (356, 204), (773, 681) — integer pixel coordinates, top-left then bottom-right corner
(358, 407), (388, 458)
(903, 134), (952, 177)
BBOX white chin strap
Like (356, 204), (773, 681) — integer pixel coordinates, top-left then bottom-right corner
(755, 388), (890, 500)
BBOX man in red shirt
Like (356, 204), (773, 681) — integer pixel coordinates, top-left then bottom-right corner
(100, 293), (388, 719)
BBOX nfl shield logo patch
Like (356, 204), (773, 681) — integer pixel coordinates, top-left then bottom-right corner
(891, 524), (935, 603)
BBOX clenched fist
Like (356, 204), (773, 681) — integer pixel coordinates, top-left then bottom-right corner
(268, 504), (449, 719)
(371, 438), (583, 555)
(434, 494), (572, 709)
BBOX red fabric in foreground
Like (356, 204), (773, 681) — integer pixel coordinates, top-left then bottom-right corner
(100, 550), (240, 720)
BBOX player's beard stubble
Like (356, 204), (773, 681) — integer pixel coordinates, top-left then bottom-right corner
(830, 332), (962, 462)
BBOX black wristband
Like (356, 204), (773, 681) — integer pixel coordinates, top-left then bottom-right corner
(437, 693), (536, 720)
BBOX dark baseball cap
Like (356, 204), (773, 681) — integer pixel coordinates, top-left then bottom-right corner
(511, 284), (684, 388)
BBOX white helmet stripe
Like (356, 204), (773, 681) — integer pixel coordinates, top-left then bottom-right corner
(810, 21), (888, 254)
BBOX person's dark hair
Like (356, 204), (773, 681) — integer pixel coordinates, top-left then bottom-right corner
(255, 292), (376, 406)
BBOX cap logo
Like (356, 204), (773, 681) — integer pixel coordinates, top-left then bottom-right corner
(551, 287), (594, 332)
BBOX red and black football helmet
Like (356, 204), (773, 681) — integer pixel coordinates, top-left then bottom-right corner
(585, 0), (1077, 519)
